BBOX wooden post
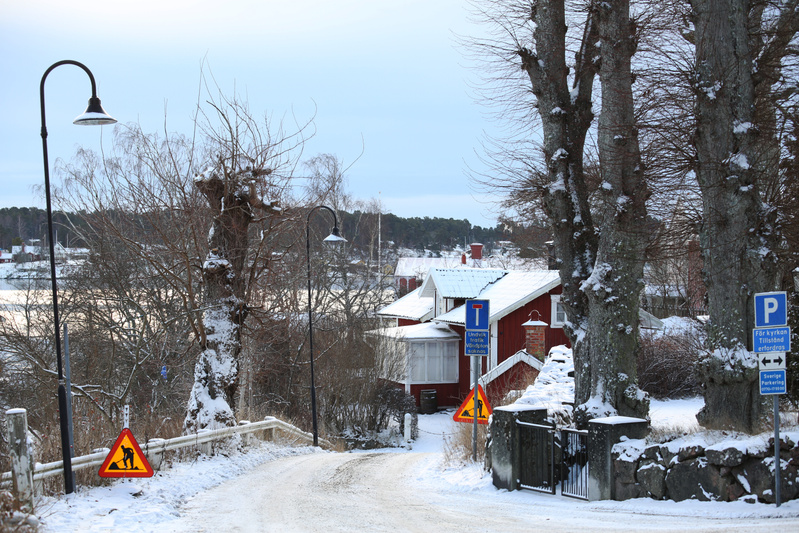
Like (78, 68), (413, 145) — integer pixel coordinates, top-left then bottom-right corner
(6, 408), (34, 513)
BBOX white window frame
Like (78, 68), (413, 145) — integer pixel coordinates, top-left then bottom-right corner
(408, 340), (459, 384)
(551, 294), (566, 328)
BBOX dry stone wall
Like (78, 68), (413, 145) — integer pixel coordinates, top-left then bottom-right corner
(612, 433), (799, 503)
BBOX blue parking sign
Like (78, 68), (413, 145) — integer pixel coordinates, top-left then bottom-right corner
(755, 292), (787, 328)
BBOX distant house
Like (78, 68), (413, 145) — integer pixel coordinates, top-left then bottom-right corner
(374, 267), (570, 407)
(394, 243), (546, 295)
(374, 264), (664, 409)
(0, 250), (13, 263)
(11, 241), (43, 262)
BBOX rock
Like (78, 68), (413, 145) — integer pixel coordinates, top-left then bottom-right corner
(665, 458), (730, 502)
(659, 445), (678, 467)
(637, 459), (667, 500)
(615, 481), (646, 501)
(740, 458), (799, 503)
(613, 456), (638, 484)
(642, 445), (662, 462)
(677, 445), (704, 462)
(706, 447), (744, 467)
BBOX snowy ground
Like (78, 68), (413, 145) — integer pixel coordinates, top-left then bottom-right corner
(33, 398), (799, 532)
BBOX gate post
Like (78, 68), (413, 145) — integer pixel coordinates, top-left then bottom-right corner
(587, 416), (648, 501)
(490, 405), (548, 491)
(5, 409), (34, 513)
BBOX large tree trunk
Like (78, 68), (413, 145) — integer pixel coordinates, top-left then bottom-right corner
(184, 167), (272, 432)
(520, 0), (648, 424)
(519, 0), (597, 418)
(582, 0), (649, 421)
(690, 0), (781, 432)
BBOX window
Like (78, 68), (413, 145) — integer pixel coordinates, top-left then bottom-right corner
(551, 295), (566, 328)
(408, 340), (458, 383)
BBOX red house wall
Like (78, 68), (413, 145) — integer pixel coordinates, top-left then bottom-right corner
(496, 289), (570, 366)
(398, 288), (572, 410)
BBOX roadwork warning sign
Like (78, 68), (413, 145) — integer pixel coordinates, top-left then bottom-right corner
(98, 428), (154, 478)
(453, 385), (492, 424)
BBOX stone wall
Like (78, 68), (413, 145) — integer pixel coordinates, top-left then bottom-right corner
(613, 434), (799, 503)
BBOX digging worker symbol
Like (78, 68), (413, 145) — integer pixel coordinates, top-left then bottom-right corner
(465, 398), (484, 419)
(121, 444), (135, 470)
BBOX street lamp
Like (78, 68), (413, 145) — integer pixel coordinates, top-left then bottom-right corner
(306, 205), (346, 446)
(39, 60), (116, 493)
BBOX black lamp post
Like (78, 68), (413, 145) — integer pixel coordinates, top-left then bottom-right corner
(39, 60), (116, 493)
(306, 205), (346, 446)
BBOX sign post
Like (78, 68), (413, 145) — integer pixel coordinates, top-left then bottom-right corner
(753, 291), (789, 507)
(98, 405), (154, 478)
(465, 299), (489, 461)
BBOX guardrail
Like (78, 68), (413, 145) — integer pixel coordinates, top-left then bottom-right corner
(2, 411), (332, 507)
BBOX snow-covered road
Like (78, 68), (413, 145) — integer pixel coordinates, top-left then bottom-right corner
(163, 450), (799, 533)
(37, 404), (799, 532)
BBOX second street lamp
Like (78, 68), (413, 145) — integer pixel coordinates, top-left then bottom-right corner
(39, 60), (116, 494)
(306, 205), (346, 447)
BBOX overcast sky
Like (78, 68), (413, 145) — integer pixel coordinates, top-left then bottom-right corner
(0, 0), (505, 228)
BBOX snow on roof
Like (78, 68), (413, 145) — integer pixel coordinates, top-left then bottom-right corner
(394, 257), (462, 278)
(376, 287), (434, 321)
(434, 270), (561, 325)
(367, 321), (461, 340)
(419, 268), (507, 299)
(394, 255), (548, 279)
(479, 350), (544, 389)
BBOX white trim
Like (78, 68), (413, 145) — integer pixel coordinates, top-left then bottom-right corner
(550, 294), (566, 328)
(478, 350), (544, 388)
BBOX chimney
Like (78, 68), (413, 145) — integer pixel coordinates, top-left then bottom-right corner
(522, 313), (548, 362)
(470, 242), (483, 267)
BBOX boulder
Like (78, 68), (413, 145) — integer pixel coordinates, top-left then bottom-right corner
(665, 458), (730, 502)
(706, 447), (744, 467)
(637, 459), (667, 500)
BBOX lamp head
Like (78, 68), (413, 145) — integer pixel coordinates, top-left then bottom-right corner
(73, 97), (117, 126)
(323, 227), (347, 244)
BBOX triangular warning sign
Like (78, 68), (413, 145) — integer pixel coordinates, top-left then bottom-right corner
(98, 428), (154, 478)
(453, 384), (492, 424)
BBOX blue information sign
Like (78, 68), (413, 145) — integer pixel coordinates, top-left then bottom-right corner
(754, 292), (788, 328)
(465, 330), (489, 357)
(465, 299), (490, 331)
(753, 327), (791, 353)
(760, 370), (787, 395)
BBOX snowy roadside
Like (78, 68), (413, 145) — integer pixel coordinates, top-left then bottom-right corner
(35, 399), (799, 532)
(36, 443), (323, 532)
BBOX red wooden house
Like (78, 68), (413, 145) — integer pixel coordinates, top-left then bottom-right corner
(374, 267), (571, 408)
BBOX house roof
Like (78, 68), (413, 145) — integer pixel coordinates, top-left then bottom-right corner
(479, 350), (544, 389)
(394, 257), (462, 278)
(367, 321), (461, 341)
(434, 270), (561, 326)
(376, 287), (434, 322)
(419, 268), (507, 299)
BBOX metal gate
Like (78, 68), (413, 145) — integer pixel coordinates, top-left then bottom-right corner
(560, 428), (589, 500)
(517, 421), (589, 500)
(517, 421), (556, 494)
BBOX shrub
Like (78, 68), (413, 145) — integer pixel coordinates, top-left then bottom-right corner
(638, 323), (703, 399)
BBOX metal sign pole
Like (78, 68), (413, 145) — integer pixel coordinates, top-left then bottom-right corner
(472, 358), (478, 461)
(774, 395), (781, 507)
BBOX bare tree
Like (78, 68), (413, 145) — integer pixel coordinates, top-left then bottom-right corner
(57, 95), (310, 432)
(471, 0), (650, 422)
